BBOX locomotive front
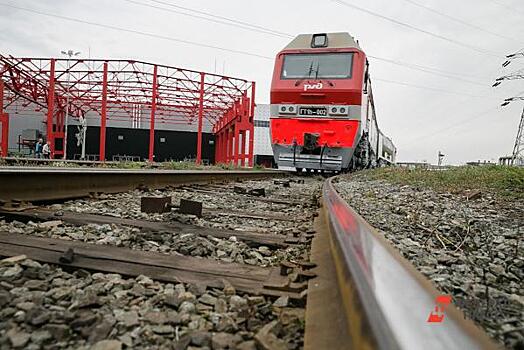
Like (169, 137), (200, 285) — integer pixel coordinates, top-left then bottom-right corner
(270, 32), (366, 172)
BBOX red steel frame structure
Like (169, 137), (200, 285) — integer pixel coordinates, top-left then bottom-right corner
(0, 79), (8, 157)
(0, 54), (255, 165)
(213, 83), (256, 167)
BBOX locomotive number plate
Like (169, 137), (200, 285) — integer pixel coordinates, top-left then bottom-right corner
(299, 106), (327, 116)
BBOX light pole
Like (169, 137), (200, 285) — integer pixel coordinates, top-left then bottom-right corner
(60, 49), (80, 160)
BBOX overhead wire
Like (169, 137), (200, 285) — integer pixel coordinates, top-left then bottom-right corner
(488, 0), (524, 16)
(121, 0), (291, 38)
(3, 0), (515, 158)
(120, 0), (495, 83)
(398, 87), (524, 146)
(367, 55), (488, 86)
(148, 0), (517, 154)
(397, 105), (500, 147)
(331, 0), (504, 57)
(400, 0), (522, 43)
(146, 0), (292, 37)
(0, 1), (499, 98)
(373, 78), (487, 97)
(0, 2), (274, 60)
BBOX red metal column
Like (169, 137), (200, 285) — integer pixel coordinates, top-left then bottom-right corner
(234, 124), (240, 166)
(223, 130), (228, 163)
(99, 62), (108, 161)
(248, 83), (256, 167)
(196, 72), (205, 164)
(0, 113), (7, 157)
(215, 132), (222, 163)
(219, 131), (225, 163)
(148, 65), (158, 162)
(222, 131), (227, 163)
(228, 127), (234, 164)
(0, 79), (8, 157)
(240, 131), (246, 167)
(46, 59), (56, 157)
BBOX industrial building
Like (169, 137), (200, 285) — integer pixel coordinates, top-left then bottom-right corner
(2, 96), (275, 166)
(1, 56), (264, 166)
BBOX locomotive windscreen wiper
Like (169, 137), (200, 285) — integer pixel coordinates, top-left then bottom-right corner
(295, 61), (317, 86)
(307, 61), (315, 77)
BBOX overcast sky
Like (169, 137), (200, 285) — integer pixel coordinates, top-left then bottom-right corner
(1, 0), (523, 164)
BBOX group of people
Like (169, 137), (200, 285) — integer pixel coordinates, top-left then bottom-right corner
(34, 138), (51, 158)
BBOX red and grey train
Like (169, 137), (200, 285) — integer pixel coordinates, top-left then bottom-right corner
(270, 32), (396, 172)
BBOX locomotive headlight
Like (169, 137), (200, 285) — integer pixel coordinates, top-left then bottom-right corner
(329, 105), (349, 116)
(279, 104), (297, 115)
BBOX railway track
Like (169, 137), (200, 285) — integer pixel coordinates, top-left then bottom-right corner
(0, 168), (498, 349)
(0, 167), (283, 202)
(310, 178), (496, 350)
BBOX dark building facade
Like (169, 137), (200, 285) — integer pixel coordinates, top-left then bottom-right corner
(66, 126), (215, 163)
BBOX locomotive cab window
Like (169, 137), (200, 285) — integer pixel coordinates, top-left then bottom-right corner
(281, 53), (353, 80)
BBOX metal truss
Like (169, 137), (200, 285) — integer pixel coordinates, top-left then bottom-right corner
(0, 54), (255, 164)
(213, 85), (255, 167)
(512, 107), (524, 165)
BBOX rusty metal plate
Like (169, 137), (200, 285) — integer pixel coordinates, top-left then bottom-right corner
(140, 196), (171, 213)
(179, 199), (203, 217)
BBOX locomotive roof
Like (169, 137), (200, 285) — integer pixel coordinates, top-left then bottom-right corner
(282, 32), (362, 51)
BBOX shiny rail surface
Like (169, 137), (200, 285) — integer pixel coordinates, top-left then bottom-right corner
(0, 167), (284, 202)
(322, 177), (496, 350)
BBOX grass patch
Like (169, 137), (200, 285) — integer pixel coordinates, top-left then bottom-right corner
(360, 165), (524, 200)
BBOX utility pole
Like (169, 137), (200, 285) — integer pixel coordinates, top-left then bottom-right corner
(60, 49), (81, 160)
(493, 49), (524, 166)
(438, 151), (445, 167)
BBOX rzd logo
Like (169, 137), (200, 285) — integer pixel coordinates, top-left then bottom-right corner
(304, 82), (323, 91)
(427, 295), (452, 323)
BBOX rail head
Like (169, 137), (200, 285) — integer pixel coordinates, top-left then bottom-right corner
(322, 177), (496, 350)
(0, 166), (285, 175)
(0, 168), (286, 202)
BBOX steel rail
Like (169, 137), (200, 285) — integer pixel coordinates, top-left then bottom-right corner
(321, 177), (496, 350)
(0, 167), (284, 202)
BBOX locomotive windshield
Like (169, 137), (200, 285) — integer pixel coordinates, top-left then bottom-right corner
(281, 53), (353, 79)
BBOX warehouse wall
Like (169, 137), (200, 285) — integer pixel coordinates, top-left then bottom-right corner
(4, 99), (267, 164)
(253, 104), (273, 157)
(66, 126), (215, 163)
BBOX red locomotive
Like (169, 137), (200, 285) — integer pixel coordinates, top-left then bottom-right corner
(270, 32), (396, 172)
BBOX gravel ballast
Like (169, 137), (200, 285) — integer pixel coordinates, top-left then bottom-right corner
(0, 257), (304, 349)
(0, 177), (322, 349)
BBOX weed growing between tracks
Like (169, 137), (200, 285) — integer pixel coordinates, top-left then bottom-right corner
(361, 165), (524, 200)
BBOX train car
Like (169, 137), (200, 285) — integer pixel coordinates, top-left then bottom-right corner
(270, 32), (395, 172)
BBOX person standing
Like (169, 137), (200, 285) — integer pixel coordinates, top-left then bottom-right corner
(42, 141), (51, 159)
(34, 138), (43, 158)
